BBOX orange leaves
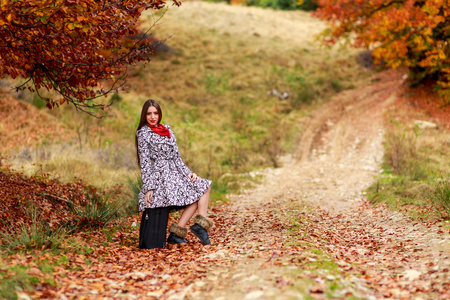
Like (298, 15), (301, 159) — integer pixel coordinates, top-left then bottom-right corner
(66, 22), (76, 30)
(315, 0), (450, 101)
(6, 13), (14, 23)
(419, 50), (447, 68)
(0, 0), (180, 116)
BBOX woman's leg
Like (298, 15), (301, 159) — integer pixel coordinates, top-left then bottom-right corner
(177, 201), (198, 227)
(197, 186), (211, 216)
(189, 186), (213, 244)
(178, 185), (211, 226)
(168, 187), (209, 244)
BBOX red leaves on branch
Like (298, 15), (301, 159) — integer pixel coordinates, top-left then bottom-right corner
(0, 0), (180, 116)
(314, 0), (450, 101)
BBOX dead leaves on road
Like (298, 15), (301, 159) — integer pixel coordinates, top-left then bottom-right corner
(296, 201), (450, 299)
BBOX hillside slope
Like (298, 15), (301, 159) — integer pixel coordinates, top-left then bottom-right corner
(0, 87), (74, 154)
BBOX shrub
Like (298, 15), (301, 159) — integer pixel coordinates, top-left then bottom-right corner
(297, 0), (318, 11)
(68, 189), (123, 230)
(275, 0), (297, 10)
(314, 0), (450, 102)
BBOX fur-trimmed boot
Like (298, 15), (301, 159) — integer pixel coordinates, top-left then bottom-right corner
(190, 215), (214, 245)
(167, 223), (188, 244)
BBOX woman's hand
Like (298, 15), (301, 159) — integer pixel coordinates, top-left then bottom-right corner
(188, 173), (198, 182)
(145, 190), (153, 207)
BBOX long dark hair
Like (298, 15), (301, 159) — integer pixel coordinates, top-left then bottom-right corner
(135, 99), (163, 166)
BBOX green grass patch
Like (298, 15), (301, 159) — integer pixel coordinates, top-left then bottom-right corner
(0, 263), (56, 300)
(0, 209), (66, 255)
(0, 265), (36, 300)
(367, 174), (438, 219)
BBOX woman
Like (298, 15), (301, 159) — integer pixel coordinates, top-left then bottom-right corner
(136, 99), (213, 249)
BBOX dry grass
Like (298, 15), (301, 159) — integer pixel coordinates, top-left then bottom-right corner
(369, 111), (450, 219)
(415, 129), (450, 175)
(11, 144), (133, 187)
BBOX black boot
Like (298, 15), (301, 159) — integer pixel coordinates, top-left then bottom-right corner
(190, 215), (213, 245)
(167, 224), (188, 244)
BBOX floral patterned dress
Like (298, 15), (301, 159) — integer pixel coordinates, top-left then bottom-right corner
(136, 124), (212, 212)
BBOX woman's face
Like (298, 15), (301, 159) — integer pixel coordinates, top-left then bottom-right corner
(146, 106), (159, 126)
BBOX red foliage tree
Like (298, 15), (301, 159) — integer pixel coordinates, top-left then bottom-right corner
(314, 0), (450, 101)
(0, 0), (180, 116)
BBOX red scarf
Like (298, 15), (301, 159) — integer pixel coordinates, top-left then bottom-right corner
(147, 123), (171, 139)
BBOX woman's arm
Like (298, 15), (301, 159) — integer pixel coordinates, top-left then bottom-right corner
(175, 150), (193, 177)
(137, 129), (158, 193)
